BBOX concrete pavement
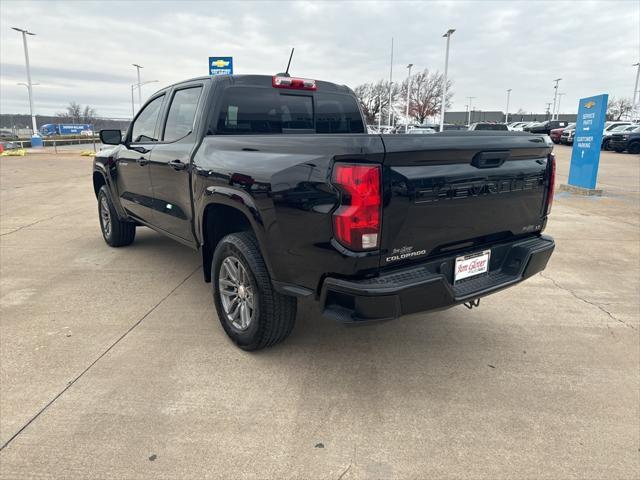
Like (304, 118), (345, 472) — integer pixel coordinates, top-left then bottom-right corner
(0, 145), (638, 479)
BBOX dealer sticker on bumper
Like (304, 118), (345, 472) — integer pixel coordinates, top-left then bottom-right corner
(454, 249), (491, 283)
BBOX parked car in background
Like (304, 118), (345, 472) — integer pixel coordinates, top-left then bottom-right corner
(407, 127), (436, 134)
(560, 125), (576, 145)
(603, 121), (632, 136)
(0, 130), (20, 141)
(468, 122), (509, 131)
(609, 125), (640, 154)
(549, 123), (575, 144)
(602, 124), (637, 150)
(507, 122), (528, 131)
(394, 124), (419, 134)
(514, 122), (539, 132)
(525, 120), (569, 135)
(0, 141), (21, 150)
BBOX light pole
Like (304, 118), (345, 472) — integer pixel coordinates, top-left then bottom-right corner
(545, 102), (552, 119)
(466, 96), (475, 125)
(556, 93), (566, 119)
(632, 62), (640, 120)
(132, 63), (144, 109)
(387, 38), (394, 126)
(378, 94), (382, 131)
(130, 80), (159, 117)
(551, 78), (562, 120)
(439, 28), (455, 131)
(12, 27), (40, 143)
(505, 89), (512, 123)
(405, 63), (413, 129)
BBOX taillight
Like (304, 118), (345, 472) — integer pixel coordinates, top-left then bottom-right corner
(272, 76), (317, 90)
(546, 153), (556, 215)
(332, 163), (381, 251)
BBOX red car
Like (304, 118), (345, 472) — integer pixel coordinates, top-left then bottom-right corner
(549, 123), (574, 144)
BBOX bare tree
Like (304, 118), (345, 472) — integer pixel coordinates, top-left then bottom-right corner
(354, 80), (399, 125)
(399, 69), (453, 124)
(56, 102), (98, 124)
(607, 97), (633, 121)
(82, 105), (97, 124)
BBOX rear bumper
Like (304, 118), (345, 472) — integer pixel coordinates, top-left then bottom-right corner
(321, 235), (554, 323)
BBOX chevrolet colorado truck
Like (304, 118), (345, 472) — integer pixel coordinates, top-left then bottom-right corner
(94, 74), (556, 350)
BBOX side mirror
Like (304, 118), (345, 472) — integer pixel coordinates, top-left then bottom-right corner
(100, 129), (122, 145)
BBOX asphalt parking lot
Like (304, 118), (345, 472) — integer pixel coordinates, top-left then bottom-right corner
(0, 145), (638, 479)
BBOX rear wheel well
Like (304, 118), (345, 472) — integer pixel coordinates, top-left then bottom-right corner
(202, 204), (252, 282)
(93, 172), (106, 198)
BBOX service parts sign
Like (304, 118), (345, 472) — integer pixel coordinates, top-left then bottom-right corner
(209, 57), (233, 75)
(568, 94), (609, 190)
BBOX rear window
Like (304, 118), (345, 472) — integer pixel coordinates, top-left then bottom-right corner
(214, 87), (364, 134)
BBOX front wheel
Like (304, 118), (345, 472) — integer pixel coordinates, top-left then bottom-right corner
(627, 143), (640, 155)
(212, 232), (296, 350)
(98, 185), (135, 247)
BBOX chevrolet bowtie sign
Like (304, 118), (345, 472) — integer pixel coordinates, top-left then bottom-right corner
(209, 57), (233, 76)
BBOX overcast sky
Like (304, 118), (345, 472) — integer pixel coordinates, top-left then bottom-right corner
(1, 0), (639, 119)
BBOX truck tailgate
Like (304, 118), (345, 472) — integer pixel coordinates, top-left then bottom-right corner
(380, 132), (552, 268)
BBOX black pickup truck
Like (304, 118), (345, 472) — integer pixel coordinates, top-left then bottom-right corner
(94, 74), (555, 350)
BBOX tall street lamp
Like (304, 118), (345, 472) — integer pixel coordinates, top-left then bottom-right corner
(439, 28), (455, 131)
(466, 96), (475, 125)
(551, 78), (562, 120)
(12, 26), (40, 145)
(387, 38), (394, 126)
(132, 63), (144, 108)
(632, 62), (640, 120)
(556, 93), (566, 118)
(130, 80), (159, 117)
(405, 63), (413, 128)
(505, 89), (512, 123)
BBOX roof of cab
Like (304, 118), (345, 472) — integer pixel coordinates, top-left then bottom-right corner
(149, 74), (355, 101)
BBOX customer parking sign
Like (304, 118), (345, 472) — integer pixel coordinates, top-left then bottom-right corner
(209, 57), (233, 75)
(567, 94), (609, 190)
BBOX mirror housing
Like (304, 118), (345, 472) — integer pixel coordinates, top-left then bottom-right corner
(100, 129), (122, 145)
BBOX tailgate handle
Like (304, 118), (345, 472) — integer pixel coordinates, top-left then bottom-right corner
(472, 151), (509, 169)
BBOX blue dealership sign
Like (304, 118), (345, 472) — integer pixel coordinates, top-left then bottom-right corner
(567, 94), (609, 190)
(209, 56), (233, 75)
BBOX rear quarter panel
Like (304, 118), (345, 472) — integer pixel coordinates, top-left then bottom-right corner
(192, 134), (385, 291)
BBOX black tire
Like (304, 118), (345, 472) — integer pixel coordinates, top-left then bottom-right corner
(602, 139), (610, 151)
(614, 148), (625, 153)
(627, 142), (640, 155)
(212, 231), (296, 350)
(98, 185), (135, 247)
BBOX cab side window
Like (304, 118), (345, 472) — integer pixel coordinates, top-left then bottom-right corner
(163, 86), (203, 142)
(131, 95), (165, 143)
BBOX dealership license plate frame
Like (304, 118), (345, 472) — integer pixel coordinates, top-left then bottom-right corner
(454, 249), (491, 283)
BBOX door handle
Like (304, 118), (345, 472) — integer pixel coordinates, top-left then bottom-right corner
(168, 159), (187, 171)
(136, 157), (149, 166)
(471, 151), (509, 169)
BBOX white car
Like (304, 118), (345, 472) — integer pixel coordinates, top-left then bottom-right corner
(80, 130), (94, 137)
(408, 127), (436, 134)
(508, 122), (527, 131)
(603, 121), (632, 136)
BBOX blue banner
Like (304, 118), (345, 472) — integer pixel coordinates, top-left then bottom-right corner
(209, 57), (233, 76)
(568, 94), (609, 190)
